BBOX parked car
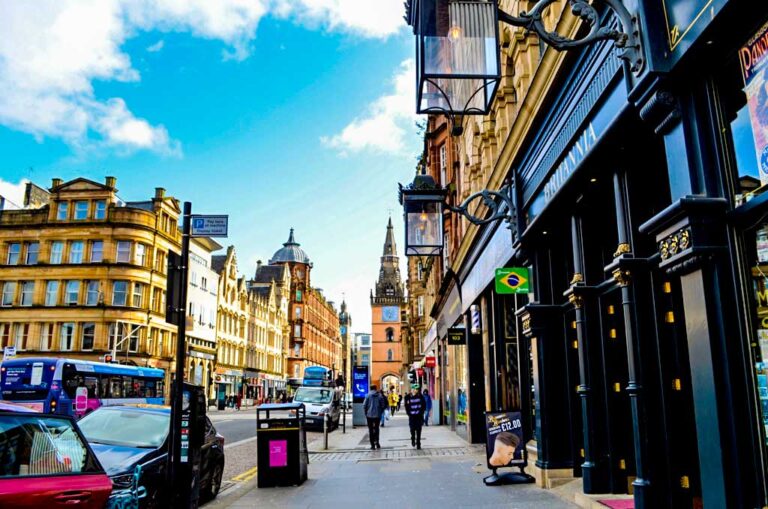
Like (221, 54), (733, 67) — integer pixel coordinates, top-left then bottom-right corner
(292, 386), (341, 430)
(0, 410), (113, 508)
(77, 405), (225, 507)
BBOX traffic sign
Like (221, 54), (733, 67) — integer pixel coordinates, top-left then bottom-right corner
(495, 268), (530, 294)
(190, 215), (228, 237)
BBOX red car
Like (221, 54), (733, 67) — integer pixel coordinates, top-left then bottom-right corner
(0, 410), (112, 508)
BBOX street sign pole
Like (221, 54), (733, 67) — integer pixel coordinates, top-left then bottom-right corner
(169, 201), (191, 506)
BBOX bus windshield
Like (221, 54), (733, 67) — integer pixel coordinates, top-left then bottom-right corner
(1, 360), (54, 401)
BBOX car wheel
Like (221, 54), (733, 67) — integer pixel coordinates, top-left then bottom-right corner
(203, 463), (224, 501)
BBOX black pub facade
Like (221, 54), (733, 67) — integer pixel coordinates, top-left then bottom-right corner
(428, 1), (768, 507)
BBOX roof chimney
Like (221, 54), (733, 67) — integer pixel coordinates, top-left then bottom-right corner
(51, 178), (63, 188)
(105, 176), (117, 189)
(154, 187), (165, 199)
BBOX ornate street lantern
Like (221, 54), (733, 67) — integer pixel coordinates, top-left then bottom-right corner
(409, 0), (501, 118)
(405, 0), (642, 129)
(399, 173), (447, 257)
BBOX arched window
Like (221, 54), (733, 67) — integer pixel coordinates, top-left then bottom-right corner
(387, 349), (393, 361)
(386, 328), (394, 341)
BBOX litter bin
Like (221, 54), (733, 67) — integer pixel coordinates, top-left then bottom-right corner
(256, 402), (308, 488)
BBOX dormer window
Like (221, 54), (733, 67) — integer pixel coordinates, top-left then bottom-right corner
(94, 200), (106, 220)
(74, 201), (88, 220)
(56, 202), (68, 220)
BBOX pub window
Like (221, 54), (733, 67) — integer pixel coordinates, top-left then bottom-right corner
(723, 19), (768, 454)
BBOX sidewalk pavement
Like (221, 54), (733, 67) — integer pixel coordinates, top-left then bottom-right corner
(206, 412), (577, 509)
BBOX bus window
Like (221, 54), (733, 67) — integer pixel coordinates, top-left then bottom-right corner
(84, 376), (99, 398)
(156, 381), (165, 399)
(133, 378), (147, 398)
(99, 376), (109, 398)
(144, 380), (156, 398)
(110, 377), (123, 398)
(122, 377), (135, 398)
(62, 368), (84, 399)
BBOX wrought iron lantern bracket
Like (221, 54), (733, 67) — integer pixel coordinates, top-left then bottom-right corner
(496, 0), (642, 73)
(447, 184), (515, 229)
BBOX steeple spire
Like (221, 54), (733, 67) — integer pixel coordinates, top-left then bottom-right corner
(373, 218), (404, 304)
(383, 216), (397, 257)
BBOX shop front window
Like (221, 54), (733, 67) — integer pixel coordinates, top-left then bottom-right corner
(720, 20), (768, 206)
(750, 223), (768, 446)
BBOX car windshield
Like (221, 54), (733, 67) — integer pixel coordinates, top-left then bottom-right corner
(293, 388), (332, 404)
(78, 408), (168, 448)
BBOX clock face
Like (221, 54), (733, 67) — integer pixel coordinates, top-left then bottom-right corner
(382, 306), (399, 322)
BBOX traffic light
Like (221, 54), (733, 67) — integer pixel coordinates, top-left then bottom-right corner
(103, 354), (113, 363)
(407, 370), (416, 383)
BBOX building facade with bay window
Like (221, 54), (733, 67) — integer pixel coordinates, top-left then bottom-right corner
(0, 177), (182, 394)
(411, 0), (768, 508)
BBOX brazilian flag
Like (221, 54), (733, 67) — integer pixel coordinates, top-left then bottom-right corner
(495, 268), (530, 294)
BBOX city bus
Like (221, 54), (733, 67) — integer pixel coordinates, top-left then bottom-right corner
(0, 357), (165, 417)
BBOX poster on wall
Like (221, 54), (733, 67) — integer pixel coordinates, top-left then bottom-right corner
(739, 20), (768, 185)
(484, 411), (525, 469)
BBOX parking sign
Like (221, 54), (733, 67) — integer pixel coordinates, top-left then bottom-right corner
(190, 215), (228, 237)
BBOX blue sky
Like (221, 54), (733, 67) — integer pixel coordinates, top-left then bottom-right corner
(0, 1), (421, 331)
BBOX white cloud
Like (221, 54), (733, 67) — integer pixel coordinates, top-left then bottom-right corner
(0, 178), (30, 210)
(272, 0), (406, 38)
(321, 59), (416, 154)
(0, 0), (407, 155)
(146, 40), (165, 52)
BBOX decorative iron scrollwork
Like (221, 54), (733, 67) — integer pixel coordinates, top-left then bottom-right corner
(446, 182), (521, 243)
(498, 0), (643, 73)
(613, 242), (631, 259)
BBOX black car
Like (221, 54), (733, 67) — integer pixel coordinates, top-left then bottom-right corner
(77, 405), (225, 507)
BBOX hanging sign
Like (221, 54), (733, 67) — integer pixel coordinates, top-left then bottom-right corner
(485, 411), (525, 469)
(424, 356), (436, 368)
(495, 268), (530, 294)
(446, 328), (466, 345)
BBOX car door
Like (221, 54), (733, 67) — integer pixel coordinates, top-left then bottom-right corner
(0, 412), (112, 509)
(200, 417), (216, 486)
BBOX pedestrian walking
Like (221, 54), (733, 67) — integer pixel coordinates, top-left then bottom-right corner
(363, 384), (387, 450)
(388, 391), (399, 416)
(405, 384), (427, 449)
(236, 392), (242, 411)
(423, 388), (432, 426)
(380, 388), (390, 427)
(397, 393), (402, 412)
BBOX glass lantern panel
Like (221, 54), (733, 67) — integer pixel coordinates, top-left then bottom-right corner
(421, 0), (499, 77)
(406, 200), (444, 253)
(420, 77), (497, 113)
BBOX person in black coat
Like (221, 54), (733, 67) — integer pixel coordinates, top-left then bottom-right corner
(404, 384), (427, 449)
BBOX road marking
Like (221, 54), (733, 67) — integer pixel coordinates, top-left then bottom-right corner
(224, 435), (257, 450)
(231, 466), (258, 482)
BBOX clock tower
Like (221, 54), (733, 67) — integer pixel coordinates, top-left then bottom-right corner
(370, 218), (405, 392)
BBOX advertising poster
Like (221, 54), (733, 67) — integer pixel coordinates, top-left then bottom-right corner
(485, 411), (525, 469)
(739, 20), (768, 185)
(269, 440), (288, 468)
(352, 366), (369, 403)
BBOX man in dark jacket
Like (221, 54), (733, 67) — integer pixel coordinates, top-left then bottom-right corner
(404, 384), (427, 449)
(363, 384), (387, 450)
